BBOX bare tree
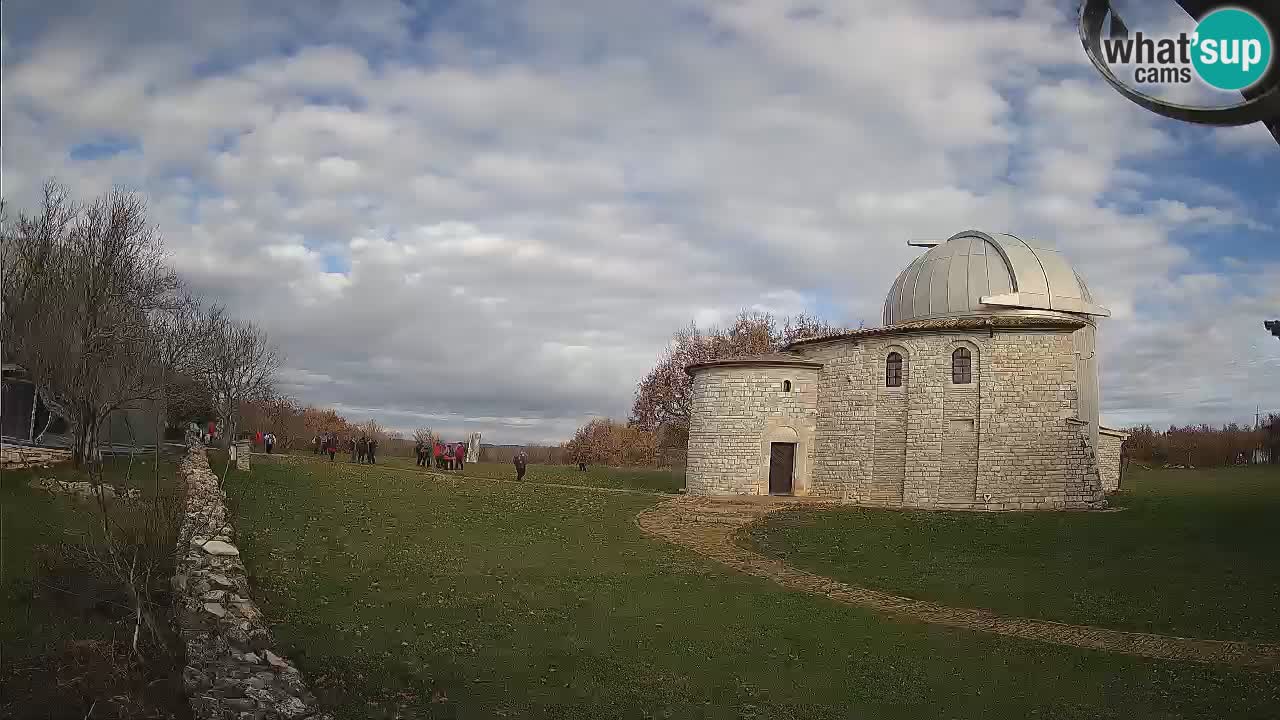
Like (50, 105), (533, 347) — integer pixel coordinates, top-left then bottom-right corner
(207, 312), (280, 449)
(629, 310), (845, 431)
(148, 293), (216, 485)
(413, 427), (436, 444)
(2, 182), (181, 467)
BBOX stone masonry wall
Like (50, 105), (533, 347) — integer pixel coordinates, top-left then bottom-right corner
(686, 365), (818, 495)
(173, 442), (331, 720)
(792, 329), (1104, 510)
(1098, 428), (1127, 492)
(804, 342), (870, 500)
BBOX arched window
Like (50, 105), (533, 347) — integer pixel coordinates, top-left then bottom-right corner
(952, 347), (973, 384)
(886, 352), (903, 387)
(782, 380), (792, 393)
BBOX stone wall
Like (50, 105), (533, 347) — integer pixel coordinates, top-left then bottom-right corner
(1098, 427), (1128, 492)
(173, 443), (331, 720)
(686, 365), (819, 495)
(790, 328), (1104, 509)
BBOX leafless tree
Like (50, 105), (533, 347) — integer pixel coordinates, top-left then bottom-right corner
(413, 427), (436, 444)
(207, 312), (280, 449)
(147, 292), (217, 485)
(2, 182), (181, 467)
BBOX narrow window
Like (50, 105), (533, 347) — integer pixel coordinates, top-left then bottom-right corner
(886, 352), (903, 387)
(782, 380), (792, 393)
(952, 347), (972, 384)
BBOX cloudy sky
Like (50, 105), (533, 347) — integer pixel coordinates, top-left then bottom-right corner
(3, 0), (1277, 443)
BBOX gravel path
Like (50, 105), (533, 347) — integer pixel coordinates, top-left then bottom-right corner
(636, 495), (1280, 670)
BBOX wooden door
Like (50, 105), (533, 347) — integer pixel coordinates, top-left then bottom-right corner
(769, 442), (795, 495)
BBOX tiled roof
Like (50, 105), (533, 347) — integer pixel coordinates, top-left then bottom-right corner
(685, 352), (823, 376)
(783, 314), (1086, 350)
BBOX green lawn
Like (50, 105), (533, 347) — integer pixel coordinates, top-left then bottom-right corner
(225, 458), (1280, 719)
(0, 450), (185, 718)
(748, 464), (1280, 644)
(352, 454), (684, 494)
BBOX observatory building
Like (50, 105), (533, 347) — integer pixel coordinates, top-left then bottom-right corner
(684, 230), (1128, 510)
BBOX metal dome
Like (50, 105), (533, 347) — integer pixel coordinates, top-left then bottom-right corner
(882, 230), (1110, 326)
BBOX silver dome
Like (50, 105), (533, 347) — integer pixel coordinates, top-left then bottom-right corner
(882, 230), (1110, 326)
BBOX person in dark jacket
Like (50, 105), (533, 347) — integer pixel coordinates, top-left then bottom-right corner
(513, 450), (528, 482)
(357, 436), (368, 463)
(366, 438), (378, 464)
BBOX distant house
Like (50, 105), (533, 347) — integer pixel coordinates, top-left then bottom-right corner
(0, 363), (165, 448)
(1, 363), (63, 442)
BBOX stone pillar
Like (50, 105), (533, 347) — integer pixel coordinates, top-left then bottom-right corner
(233, 441), (251, 471)
(466, 432), (481, 463)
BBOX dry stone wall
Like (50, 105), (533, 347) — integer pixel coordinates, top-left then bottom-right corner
(173, 442), (331, 720)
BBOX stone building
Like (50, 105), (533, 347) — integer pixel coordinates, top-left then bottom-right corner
(685, 230), (1127, 510)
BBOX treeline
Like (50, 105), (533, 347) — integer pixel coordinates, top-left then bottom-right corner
(2, 182), (278, 467)
(1123, 417), (1279, 467)
(238, 397), (445, 458)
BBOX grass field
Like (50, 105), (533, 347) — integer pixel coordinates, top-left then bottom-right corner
(372, 454), (684, 494)
(226, 456), (1280, 719)
(0, 451), (185, 719)
(748, 464), (1280, 644)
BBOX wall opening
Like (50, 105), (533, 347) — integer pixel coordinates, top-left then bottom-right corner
(768, 442), (795, 495)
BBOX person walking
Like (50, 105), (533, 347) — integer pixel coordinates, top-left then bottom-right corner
(265, 432), (275, 454)
(349, 436), (358, 463)
(513, 449), (528, 482)
(367, 437), (378, 464)
(453, 442), (466, 472)
(357, 436), (368, 464)
(313, 435), (321, 455)
(325, 434), (337, 461)
(414, 439), (426, 467)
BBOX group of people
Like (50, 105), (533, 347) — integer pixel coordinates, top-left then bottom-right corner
(309, 432), (380, 463)
(253, 431), (277, 453)
(294, 430), (533, 482)
(415, 439), (468, 471)
(350, 436), (379, 464)
(313, 432), (335, 460)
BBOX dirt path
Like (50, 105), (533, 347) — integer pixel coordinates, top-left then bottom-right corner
(636, 495), (1280, 670)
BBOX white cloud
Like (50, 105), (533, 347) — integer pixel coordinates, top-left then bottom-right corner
(2, 0), (1276, 442)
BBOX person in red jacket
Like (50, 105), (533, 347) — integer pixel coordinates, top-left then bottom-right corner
(453, 442), (466, 472)
(434, 442), (444, 469)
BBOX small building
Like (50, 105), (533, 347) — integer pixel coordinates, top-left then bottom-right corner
(1, 363), (165, 448)
(684, 230), (1125, 510)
